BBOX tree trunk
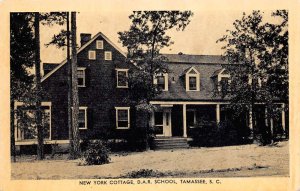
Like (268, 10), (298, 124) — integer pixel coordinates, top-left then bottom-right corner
(10, 100), (16, 162)
(66, 12), (74, 158)
(34, 12), (44, 160)
(70, 11), (81, 158)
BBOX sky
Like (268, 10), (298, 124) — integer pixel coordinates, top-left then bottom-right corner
(39, 10), (279, 64)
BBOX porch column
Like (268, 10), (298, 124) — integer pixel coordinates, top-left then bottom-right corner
(216, 104), (220, 124)
(183, 104), (187, 138)
(270, 118), (274, 137)
(249, 105), (253, 130)
(282, 103), (286, 133)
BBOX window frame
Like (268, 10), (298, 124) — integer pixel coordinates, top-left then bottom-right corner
(116, 68), (129, 88)
(115, 107), (130, 129)
(77, 67), (86, 87)
(153, 73), (168, 91)
(78, 106), (88, 130)
(217, 69), (231, 92)
(96, 40), (104, 49)
(14, 101), (52, 141)
(104, 51), (112, 60)
(185, 67), (200, 91)
(88, 50), (96, 60)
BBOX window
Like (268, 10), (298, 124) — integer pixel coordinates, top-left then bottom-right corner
(105, 51), (112, 60)
(154, 111), (163, 134)
(216, 68), (230, 92)
(219, 77), (230, 92)
(78, 107), (87, 129)
(116, 69), (128, 88)
(78, 67), (86, 87)
(88, 50), (96, 60)
(187, 109), (196, 128)
(189, 76), (197, 90)
(115, 107), (130, 129)
(96, 40), (103, 49)
(157, 76), (165, 89)
(154, 73), (168, 91)
(14, 102), (51, 141)
(185, 67), (200, 91)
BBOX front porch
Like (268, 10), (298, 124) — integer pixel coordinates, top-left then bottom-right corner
(150, 101), (287, 140)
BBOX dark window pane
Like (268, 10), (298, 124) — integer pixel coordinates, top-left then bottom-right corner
(189, 77), (197, 90)
(157, 76), (165, 89)
(78, 78), (84, 86)
(118, 110), (128, 121)
(118, 71), (127, 87)
(118, 121), (128, 128)
(78, 109), (86, 128)
(154, 112), (163, 125)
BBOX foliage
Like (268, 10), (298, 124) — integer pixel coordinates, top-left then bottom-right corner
(80, 140), (110, 165)
(118, 11), (193, 147)
(121, 169), (164, 178)
(190, 120), (250, 147)
(119, 11), (193, 107)
(217, 11), (288, 141)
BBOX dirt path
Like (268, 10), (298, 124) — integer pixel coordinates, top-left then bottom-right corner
(11, 141), (289, 179)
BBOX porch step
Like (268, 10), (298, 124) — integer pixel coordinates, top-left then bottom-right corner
(153, 137), (189, 150)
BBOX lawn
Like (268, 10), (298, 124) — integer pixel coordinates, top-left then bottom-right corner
(11, 141), (289, 179)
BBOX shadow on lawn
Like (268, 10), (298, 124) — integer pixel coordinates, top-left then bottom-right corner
(116, 164), (269, 178)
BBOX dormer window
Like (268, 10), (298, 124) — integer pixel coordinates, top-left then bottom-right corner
(212, 68), (230, 92)
(185, 67), (200, 91)
(154, 73), (168, 91)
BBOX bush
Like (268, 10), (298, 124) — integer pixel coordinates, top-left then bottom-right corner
(121, 169), (164, 178)
(190, 120), (249, 147)
(80, 140), (110, 165)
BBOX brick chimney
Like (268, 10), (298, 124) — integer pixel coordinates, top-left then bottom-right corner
(80, 33), (91, 47)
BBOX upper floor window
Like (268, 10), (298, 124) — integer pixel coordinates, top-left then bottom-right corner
(116, 69), (128, 88)
(185, 67), (200, 91)
(115, 107), (130, 129)
(154, 73), (168, 91)
(105, 51), (112, 60)
(88, 50), (96, 60)
(96, 40), (104, 49)
(77, 67), (86, 87)
(213, 68), (230, 92)
(78, 107), (88, 129)
(219, 77), (230, 92)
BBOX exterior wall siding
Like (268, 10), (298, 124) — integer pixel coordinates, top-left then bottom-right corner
(41, 34), (145, 140)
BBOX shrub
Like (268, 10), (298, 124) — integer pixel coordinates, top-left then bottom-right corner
(190, 119), (249, 147)
(80, 140), (110, 165)
(121, 169), (164, 178)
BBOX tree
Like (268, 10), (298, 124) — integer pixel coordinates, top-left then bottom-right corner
(118, 11), (193, 144)
(10, 13), (35, 162)
(34, 12), (45, 160)
(217, 10), (288, 143)
(41, 12), (74, 158)
(70, 11), (81, 158)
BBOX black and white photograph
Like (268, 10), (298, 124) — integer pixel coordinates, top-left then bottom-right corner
(9, 9), (289, 179)
(5, 1), (292, 188)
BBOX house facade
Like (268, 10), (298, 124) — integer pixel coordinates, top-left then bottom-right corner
(14, 32), (288, 146)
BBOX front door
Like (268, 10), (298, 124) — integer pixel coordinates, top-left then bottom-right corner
(154, 110), (172, 137)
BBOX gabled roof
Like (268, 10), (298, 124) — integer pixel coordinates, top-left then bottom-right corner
(41, 32), (127, 82)
(162, 54), (228, 64)
(211, 68), (225, 77)
(181, 66), (200, 76)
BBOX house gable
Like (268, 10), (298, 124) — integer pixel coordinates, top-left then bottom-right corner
(41, 32), (127, 83)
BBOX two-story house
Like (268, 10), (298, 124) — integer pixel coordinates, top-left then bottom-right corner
(14, 32), (288, 148)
